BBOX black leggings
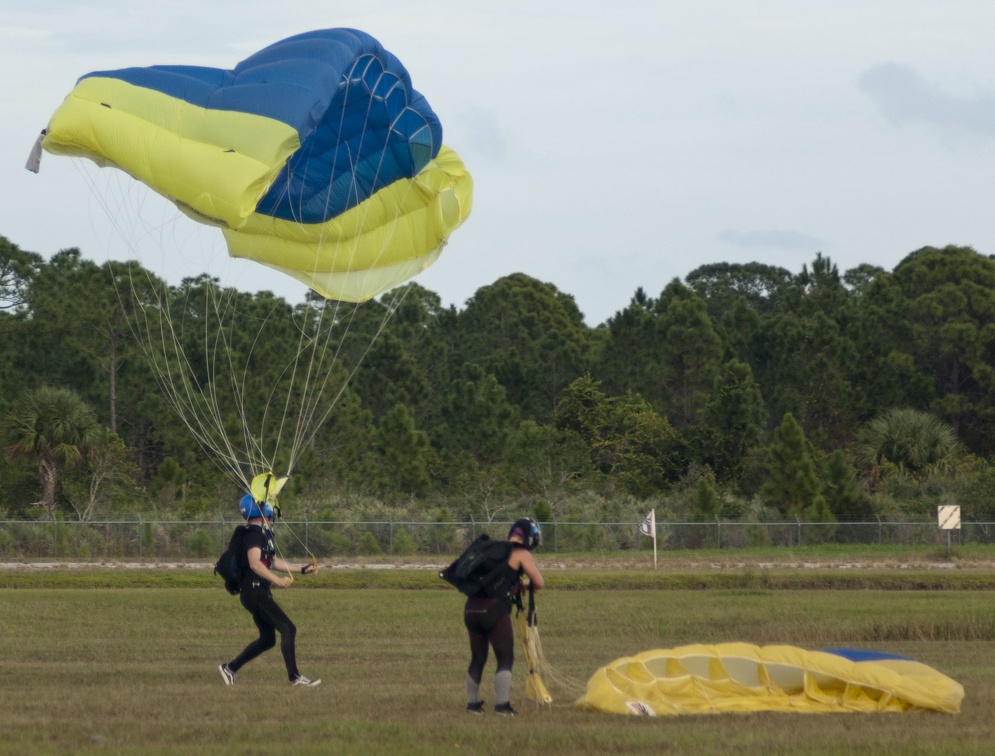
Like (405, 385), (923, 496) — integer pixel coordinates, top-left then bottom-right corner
(230, 585), (298, 680)
(464, 596), (514, 684)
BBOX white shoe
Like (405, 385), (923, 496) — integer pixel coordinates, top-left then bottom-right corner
(291, 674), (321, 687)
(218, 664), (236, 686)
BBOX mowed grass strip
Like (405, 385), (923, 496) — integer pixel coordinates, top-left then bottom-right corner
(3, 583), (995, 755)
(3, 565), (995, 591)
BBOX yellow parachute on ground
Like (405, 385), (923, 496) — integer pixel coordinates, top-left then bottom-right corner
(575, 643), (963, 716)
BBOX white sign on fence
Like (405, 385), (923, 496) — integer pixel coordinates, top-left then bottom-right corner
(937, 505), (961, 531)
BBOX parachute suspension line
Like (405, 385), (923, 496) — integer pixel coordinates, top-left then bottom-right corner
(78, 153), (340, 493)
(278, 80), (427, 472)
(76, 149), (409, 499)
(205, 283), (269, 483)
(231, 94), (366, 479)
(74, 162), (230, 483)
(273, 512), (318, 575)
(520, 586), (586, 699)
(524, 622), (585, 697)
(282, 298), (346, 474)
(249, 131), (332, 473)
(78, 159), (258, 492)
(136, 272), (248, 488)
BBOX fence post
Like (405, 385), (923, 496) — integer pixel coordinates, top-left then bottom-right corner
(716, 515), (721, 550)
(138, 515), (143, 559)
(388, 514), (393, 556)
(876, 514), (882, 545)
(796, 516), (802, 546)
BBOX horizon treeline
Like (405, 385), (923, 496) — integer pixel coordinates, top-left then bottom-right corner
(2, 233), (994, 532)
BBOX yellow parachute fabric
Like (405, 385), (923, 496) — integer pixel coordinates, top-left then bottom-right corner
(40, 75), (300, 230)
(225, 146), (472, 302)
(516, 609), (552, 705)
(249, 472), (288, 508)
(575, 643), (964, 716)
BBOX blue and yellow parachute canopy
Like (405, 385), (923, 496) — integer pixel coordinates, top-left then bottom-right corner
(38, 28), (472, 302)
(575, 643), (964, 716)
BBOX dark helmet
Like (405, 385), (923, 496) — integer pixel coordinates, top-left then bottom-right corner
(239, 494), (274, 520)
(508, 517), (541, 550)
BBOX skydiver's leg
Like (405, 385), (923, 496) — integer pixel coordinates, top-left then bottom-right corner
(466, 632), (489, 703)
(489, 612), (515, 706)
(228, 604), (277, 672)
(252, 595), (299, 680)
(464, 598), (492, 701)
(466, 670), (482, 704)
(494, 669), (513, 707)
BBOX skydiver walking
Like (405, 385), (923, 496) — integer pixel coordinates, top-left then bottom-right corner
(462, 518), (545, 715)
(218, 494), (321, 687)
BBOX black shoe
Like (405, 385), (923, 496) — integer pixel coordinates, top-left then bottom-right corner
(466, 700), (484, 714)
(494, 702), (517, 716)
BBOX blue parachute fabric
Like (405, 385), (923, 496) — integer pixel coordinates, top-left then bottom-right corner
(79, 65), (231, 105)
(823, 648), (911, 662)
(77, 29), (442, 224)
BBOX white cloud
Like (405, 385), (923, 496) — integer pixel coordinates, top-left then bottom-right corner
(860, 62), (995, 140)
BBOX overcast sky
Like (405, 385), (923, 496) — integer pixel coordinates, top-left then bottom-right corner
(4, 1), (995, 326)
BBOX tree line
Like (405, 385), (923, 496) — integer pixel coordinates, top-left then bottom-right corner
(2, 233), (994, 535)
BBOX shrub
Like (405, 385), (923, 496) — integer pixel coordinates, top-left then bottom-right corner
(358, 531), (383, 555)
(186, 529), (215, 558)
(392, 528), (416, 556)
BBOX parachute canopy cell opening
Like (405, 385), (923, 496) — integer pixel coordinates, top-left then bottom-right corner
(575, 643), (964, 716)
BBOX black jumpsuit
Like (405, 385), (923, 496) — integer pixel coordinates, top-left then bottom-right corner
(227, 524), (301, 681)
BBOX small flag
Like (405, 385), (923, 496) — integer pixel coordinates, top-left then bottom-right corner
(639, 510), (656, 538)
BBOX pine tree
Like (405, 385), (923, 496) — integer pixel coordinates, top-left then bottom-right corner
(761, 413), (826, 519)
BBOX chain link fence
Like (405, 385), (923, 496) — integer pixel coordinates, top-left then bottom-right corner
(0, 517), (986, 560)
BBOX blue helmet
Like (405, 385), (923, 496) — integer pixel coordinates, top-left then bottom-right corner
(509, 517), (541, 551)
(239, 494), (274, 520)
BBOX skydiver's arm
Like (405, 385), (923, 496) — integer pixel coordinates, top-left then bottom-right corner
(248, 546), (292, 588)
(271, 555), (318, 576)
(517, 550), (545, 591)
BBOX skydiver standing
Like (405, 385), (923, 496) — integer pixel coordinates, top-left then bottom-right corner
(463, 517), (545, 716)
(218, 494), (321, 687)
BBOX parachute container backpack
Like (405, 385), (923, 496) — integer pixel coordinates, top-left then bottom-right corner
(440, 534), (514, 600)
(214, 525), (249, 595)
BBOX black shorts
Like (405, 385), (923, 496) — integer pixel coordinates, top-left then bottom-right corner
(464, 596), (510, 635)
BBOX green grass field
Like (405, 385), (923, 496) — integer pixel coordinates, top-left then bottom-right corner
(3, 559), (995, 754)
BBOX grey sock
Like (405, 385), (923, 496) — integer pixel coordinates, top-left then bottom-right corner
(466, 673), (481, 704)
(495, 670), (512, 704)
